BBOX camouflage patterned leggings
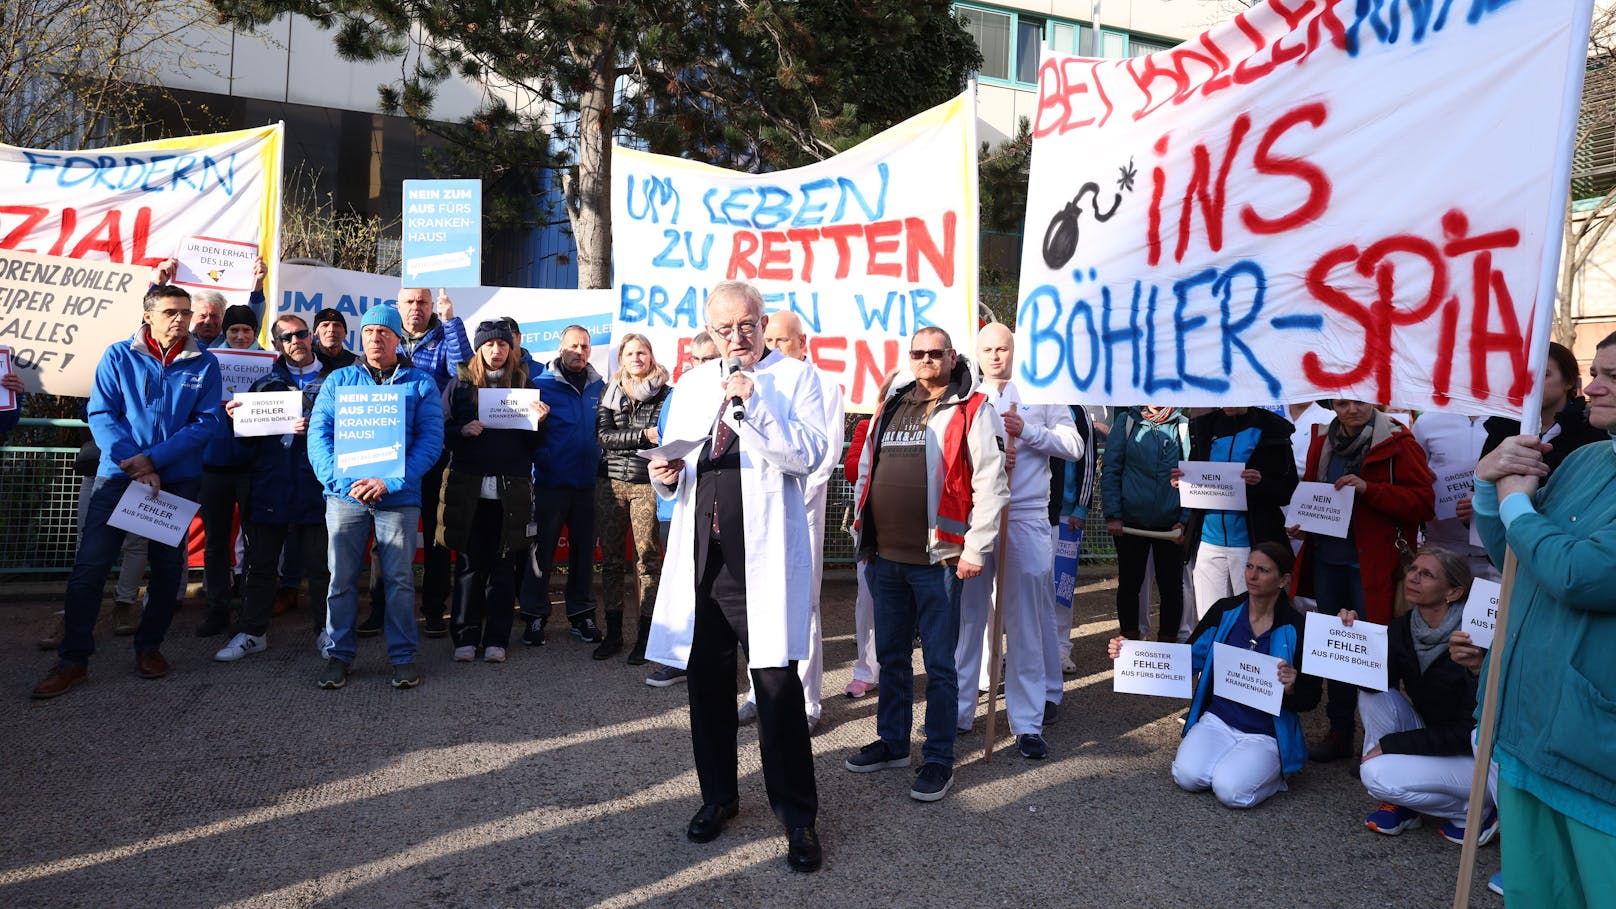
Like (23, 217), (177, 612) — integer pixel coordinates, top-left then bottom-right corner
(594, 478), (662, 619)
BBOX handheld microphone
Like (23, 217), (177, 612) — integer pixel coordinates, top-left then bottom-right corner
(723, 357), (746, 422)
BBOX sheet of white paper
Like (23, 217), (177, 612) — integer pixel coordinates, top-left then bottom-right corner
(105, 481), (200, 548)
(637, 437), (708, 461)
(212, 349), (279, 401)
(1434, 467), (1474, 521)
(1177, 461), (1248, 511)
(1211, 642), (1285, 716)
(477, 387), (544, 430)
(231, 391), (302, 437)
(1300, 611), (1389, 691)
(1114, 642), (1194, 699)
(1462, 577), (1502, 650)
(1290, 481), (1356, 539)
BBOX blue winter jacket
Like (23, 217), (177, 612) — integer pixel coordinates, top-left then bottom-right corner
(1474, 440), (1616, 836)
(1100, 407), (1190, 531)
(88, 328), (224, 482)
(398, 315), (470, 393)
(241, 357), (336, 525)
(532, 359), (604, 489)
(308, 355), (445, 508)
(1185, 593), (1322, 777)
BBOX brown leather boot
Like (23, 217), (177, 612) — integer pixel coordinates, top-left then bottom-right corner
(135, 649), (169, 679)
(32, 663), (87, 699)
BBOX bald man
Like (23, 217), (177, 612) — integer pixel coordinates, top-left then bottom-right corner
(956, 323), (1084, 760)
(744, 310), (845, 731)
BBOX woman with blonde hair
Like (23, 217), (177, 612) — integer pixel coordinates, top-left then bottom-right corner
(594, 333), (672, 662)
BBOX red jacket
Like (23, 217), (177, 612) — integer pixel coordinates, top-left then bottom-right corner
(845, 418), (871, 485)
(1292, 419), (1435, 623)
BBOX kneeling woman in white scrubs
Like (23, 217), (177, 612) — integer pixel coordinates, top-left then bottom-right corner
(1112, 541), (1321, 807)
(1345, 547), (1495, 844)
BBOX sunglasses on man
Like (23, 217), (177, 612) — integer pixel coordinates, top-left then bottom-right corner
(909, 348), (951, 361)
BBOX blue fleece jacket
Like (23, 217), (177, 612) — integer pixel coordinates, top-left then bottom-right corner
(398, 315), (470, 392)
(532, 359), (604, 489)
(308, 356), (444, 508)
(241, 357), (336, 525)
(88, 328), (224, 482)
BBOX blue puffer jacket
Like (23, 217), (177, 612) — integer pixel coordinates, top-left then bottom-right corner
(241, 357), (336, 525)
(1101, 407), (1190, 531)
(88, 327), (223, 481)
(1474, 440), (1616, 836)
(308, 355), (445, 508)
(1185, 593), (1322, 776)
(398, 315), (470, 392)
(532, 359), (604, 489)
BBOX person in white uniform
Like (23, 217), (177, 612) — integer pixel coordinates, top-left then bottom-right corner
(735, 311), (845, 732)
(955, 323), (1084, 759)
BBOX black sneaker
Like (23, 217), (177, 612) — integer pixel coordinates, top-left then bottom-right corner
(569, 616), (603, 643)
(421, 612), (448, 639)
(391, 662), (421, 689)
(1043, 701), (1059, 726)
(316, 659), (350, 690)
(356, 610), (384, 638)
(1018, 733), (1049, 760)
(195, 612), (230, 637)
(521, 617), (546, 646)
(844, 740), (909, 773)
(645, 666), (687, 687)
(909, 762), (954, 802)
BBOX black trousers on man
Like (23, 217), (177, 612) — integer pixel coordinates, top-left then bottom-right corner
(686, 544), (817, 828)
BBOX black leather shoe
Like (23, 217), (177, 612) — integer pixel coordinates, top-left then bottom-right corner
(686, 800), (738, 843)
(786, 826), (822, 872)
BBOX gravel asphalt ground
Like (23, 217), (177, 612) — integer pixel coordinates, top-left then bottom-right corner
(1, 570), (1502, 908)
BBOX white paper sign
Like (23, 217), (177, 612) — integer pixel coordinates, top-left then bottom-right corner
(0, 346), (14, 411)
(1462, 577), (1502, 650)
(1211, 642), (1284, 717)
(175, 235), (259, 292)
(1177, 461), (1248, 511)
(1290, 481), (1356, 539)
(211, 349), (279, 401)
(1114, 641), (1193, 699)
(637, 437), (708, 461)
(231, 391), (302, 437)
(106, 481), (200, 548)
(1434, 467), (1475, 521)
(1301, 612), (1389, 692)
(477, 388), (544, 430)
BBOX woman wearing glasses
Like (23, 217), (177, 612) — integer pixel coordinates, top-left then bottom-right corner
(1340, 547), (1496, 844)
(1109, 541), (1321, 808)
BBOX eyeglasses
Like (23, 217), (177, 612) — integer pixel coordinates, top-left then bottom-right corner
(909, 348), (951, 361)
(154, 309), (191, 321)
(278, 329), (311, 342)
(710, 321), (759, 340)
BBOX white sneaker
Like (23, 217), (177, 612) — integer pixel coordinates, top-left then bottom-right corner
(484, 646), (507, 663)
(453, 645), (476, 662)
(1061, 654), (1078, 675)
(215, 633), (267, 662)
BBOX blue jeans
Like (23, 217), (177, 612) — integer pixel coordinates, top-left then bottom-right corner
(1314, 557), (1366, 734)
(59, 475), (200, 665)
(324, 497), (419, 665)
(868, 555), (963, 767)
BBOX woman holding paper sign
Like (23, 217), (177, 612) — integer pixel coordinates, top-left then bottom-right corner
(1337, 547), (1495, 844)
(1109, 542), (1321, 808)
(593, 333), (671, 663)
(1288, 399), (1435, 763)
(438, 321), (548, 663)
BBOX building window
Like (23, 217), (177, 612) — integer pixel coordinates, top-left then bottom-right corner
(1128, 37), (1176, 56)
(1016, 16), (1046, 84)
(959, 6), (1012, 81)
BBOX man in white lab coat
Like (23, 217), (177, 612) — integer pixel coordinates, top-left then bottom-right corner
(644, 281), (828, 873)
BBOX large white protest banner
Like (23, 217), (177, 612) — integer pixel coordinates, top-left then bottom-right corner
(1015, 2), (1587, 417)
(273, 263), (613, 375)
(0, 125), (283, 392)
(610, 92), (978, 413)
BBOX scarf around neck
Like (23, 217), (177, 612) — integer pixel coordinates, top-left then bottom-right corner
(1317, 409), (1395, 481)
(1411, 601), (1464, 674)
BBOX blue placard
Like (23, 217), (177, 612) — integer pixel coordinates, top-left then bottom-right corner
(334, 387), (406, 480)
(402, 179), (482, 287)
(1054, 522), (1082, 612)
